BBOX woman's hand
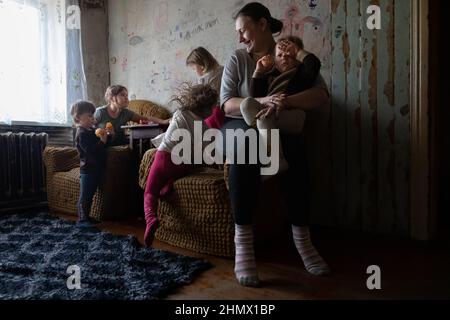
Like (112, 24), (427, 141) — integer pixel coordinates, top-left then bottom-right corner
(255, 105), (275, 120)
(271, 94), (288, 119)
(255, 54), (274, 75)
(256, 94), (287, 120)
(256, 93), (285, 107)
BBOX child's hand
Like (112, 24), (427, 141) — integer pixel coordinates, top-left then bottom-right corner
(105, 122), (115, 136)
(161, 118), (171, 126)
(95, 128), (108, 143)
(100, 133), (108, 144)
(255, 55), (274, 74)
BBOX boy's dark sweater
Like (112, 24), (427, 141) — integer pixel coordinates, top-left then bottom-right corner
(75, 126), (107, 174)
(251, 53), (321, 98)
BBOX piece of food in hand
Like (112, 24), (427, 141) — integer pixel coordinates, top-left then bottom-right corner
(95, 128), (106, 138)
(261, 55), (273, 67)
(106, 122), (113, 130)
(139, 119), (149, 125)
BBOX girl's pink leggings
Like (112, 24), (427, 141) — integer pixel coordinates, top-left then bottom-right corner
(143, 150), (192, 220)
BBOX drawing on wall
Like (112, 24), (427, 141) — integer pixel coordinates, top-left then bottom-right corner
(279, 4), (325, 46)
(129, 35), (144, 47)
(154, 2), (169, 33)
(275, 1), (331, 76)
(121, 58), (128, 72)
(181, 0), (200, 26)
(308, 0), (318, 10)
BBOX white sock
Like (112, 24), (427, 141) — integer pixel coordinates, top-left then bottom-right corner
(234, 224), (260, 287)
(292, 226), (331, 276)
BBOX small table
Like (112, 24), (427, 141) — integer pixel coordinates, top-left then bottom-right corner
(121, 124), (165, 158)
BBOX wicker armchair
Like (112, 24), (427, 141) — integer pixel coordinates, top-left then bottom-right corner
(43, 100), (172, 221)
(43, 146), (140, 221)
(139, 149), (286, 257)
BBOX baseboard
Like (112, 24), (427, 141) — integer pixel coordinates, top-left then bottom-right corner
(0, 200), (48, 214)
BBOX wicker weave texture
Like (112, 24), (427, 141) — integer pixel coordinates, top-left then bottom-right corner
(128, 100), (172, 123)
(157, 168), (234, 257)
(139, 149), (235, 257)
(138, 148), (157, 189)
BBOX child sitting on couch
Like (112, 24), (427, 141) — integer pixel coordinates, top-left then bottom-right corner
(143, 83), (223, 247)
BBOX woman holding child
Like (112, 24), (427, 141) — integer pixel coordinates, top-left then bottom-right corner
(220, 2), (331, 287)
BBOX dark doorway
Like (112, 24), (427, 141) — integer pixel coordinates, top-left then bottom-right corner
(430, 0), (450, 239)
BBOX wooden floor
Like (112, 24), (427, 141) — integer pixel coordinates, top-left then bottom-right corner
(56, 212), (450, 300)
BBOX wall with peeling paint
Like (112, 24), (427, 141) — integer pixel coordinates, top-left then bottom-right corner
(306, 0), (411, 236)
(108, 0), (411, 236)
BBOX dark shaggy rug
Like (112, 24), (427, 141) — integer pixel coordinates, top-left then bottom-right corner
(0, 212), (212, 300)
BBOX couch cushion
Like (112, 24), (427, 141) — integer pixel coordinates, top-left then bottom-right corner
(43, 147), (79, 173)
(128, 100), (172, 122)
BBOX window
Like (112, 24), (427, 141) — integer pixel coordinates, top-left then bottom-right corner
(0, 0), (85, 125)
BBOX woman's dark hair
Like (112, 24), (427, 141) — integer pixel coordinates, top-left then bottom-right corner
(234, 2), (283, 34)
(277, 36), (304, 50)
(186, 47), (219, 73)
(70, 100), (96, 123)
(171, 83), (218, 118)
(105, 85), (127, 103)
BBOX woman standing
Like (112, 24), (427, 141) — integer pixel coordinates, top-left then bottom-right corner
(220, 2), (331, 287)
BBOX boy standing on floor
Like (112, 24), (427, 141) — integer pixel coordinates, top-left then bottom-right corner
(71, 101), (111, 226)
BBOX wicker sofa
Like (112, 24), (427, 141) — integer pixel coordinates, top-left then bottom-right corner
(138, 149), (286, 257)
(43, 100), (171, 221)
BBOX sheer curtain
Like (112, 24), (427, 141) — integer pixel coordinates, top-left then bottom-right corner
(0, 0), (86, 125)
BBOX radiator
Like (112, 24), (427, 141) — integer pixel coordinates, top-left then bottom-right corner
(0, 132), (49, 203)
